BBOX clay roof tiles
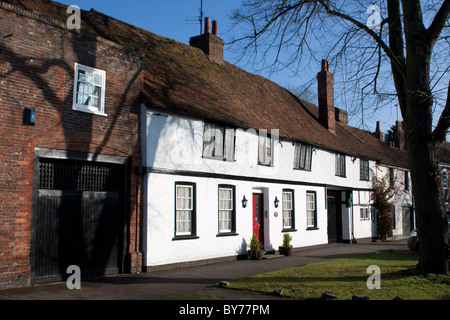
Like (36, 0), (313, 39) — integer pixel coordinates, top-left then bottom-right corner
(2, 0), (409, 168)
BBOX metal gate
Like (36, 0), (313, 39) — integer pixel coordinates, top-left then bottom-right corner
(32, 156), (126, 283)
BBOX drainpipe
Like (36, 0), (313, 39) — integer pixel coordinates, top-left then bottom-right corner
(348, 191), (356, 244)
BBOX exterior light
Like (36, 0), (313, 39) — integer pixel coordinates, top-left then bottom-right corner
(274, 196), (280, 208)
(242, 196), (248, 208)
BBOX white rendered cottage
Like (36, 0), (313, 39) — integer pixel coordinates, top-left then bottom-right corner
(140, 19), (413, 269)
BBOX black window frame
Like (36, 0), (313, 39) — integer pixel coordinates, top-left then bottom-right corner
(282, 189), (296, 232)
(293, 142), (313, 171)
(335, 153), (346, 177)
(360, 159), (370, 181)
(306, 191), (318, 230)
(217, 184), (238, 236)
(173, 182), (198, 240)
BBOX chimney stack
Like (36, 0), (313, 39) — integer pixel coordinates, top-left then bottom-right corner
(317, 60), (336, 134)
(373, 121), (384, 141)
(189, 17), (224, 64)
(204, 17), (211, 34)
(212, 20), (218, 36)
(394, 120), (407, 150)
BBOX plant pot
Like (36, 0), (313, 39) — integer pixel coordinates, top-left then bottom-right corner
(279, 246), (293, 256)
(248, 250), (264, 260)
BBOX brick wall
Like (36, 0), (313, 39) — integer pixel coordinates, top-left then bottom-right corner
(0, 4), (144, 288)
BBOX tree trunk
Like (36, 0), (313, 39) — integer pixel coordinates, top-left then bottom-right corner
(407, 121), (449, 274)
(402, 0), (449, 274)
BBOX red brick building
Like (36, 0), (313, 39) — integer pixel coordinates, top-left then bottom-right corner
(0, 0), (143, 288)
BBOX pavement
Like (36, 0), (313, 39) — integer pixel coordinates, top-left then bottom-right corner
(0, 239), (414, 300)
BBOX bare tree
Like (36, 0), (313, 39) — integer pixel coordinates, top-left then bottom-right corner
(231, 0), (450, 273)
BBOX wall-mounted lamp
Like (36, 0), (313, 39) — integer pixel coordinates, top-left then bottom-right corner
(242, 196), (248, 208)
(274, 196), (280, 208)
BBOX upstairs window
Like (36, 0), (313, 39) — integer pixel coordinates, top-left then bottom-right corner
(258, 130), (273, 166)
(360, 159), (369, 181)
(202, 123), (235, 161)
(294, 142), (312, 171)
(335, 153), (346, 177)
(73, 63), (106, 116)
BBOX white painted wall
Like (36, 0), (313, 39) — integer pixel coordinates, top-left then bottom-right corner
(141, 106), (413, 267)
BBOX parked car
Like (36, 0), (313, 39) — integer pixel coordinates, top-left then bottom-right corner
(408, 212), (450, 250)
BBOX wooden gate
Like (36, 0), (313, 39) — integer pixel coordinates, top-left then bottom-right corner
(32, 157), (126, 283)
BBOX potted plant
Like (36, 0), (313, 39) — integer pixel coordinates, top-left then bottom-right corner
(248, 234), (264, 260)
(279, 233), (293, 256)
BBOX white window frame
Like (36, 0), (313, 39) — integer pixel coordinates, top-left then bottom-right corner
(175, 184), (194, 236)
(282, 190), (294, 229)
(306, 192), (316, 228)
(73, 63), (106, 116)
(360, 207), (370, 220)
(258, 131), (273, 166)
(218, 187), (234, 233)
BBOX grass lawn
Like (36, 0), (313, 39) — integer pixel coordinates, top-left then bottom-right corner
(225, 252), (450, 300)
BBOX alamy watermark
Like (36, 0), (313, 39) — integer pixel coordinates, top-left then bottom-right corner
(66, 265), (81, 290)
(366, 265), (381, 289)
(366, 5), (382, 30)
(66, 5), (81, 30)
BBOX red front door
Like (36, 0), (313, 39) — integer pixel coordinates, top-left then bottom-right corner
(252, 193), (264, 243)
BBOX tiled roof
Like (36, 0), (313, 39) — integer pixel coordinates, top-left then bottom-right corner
(2, 0), (409, 168)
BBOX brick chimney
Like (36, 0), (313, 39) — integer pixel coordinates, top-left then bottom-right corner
(373, 121), (384, 141)
(317, 60), (336, 134)
(189, 17), (224, 64)
(394, 120), (407, 150)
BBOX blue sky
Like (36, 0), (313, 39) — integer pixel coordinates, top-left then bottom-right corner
(56, 0), (403, 132)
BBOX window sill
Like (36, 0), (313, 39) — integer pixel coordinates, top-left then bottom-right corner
(306, 227), (319, 231)
(172, 235), (199, 241)
(282, 228), (297, 232)
(216, 232), (239, 237)
(202, 156), (236, 162)
(73, 105), (107, 117)
(293, 168), (311, 172)
(335, 174), (347, 178)
(257, 163), (273, 167)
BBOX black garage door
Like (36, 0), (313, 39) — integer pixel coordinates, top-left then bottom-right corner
(32, 156), (127, 283)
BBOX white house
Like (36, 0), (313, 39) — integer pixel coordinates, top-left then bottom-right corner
(139, 19), (413, 269)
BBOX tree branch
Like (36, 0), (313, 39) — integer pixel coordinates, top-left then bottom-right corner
(432, 80), (450, 145)
(427, 1), (450, 49)
(317, 0), (406, 80)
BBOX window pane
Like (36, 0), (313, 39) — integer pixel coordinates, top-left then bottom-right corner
(293, 143), (300, 168)
(214, 126), (224, 158)
(202, 123), (215, 157)
(224, 128), (235, 161)
(299, 144), (306, 168)
(306, 193), (315, 227)
(305, 145), (312, 170)
(218, 187), (234, 232)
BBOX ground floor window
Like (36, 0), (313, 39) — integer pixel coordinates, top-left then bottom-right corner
(306, 191), (317, 228)
(282, 189), (295, 230)
(218, 185), (236, 233)
(175, 182), (196, 237)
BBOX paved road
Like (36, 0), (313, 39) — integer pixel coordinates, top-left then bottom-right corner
(0, 239), (413, 300)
